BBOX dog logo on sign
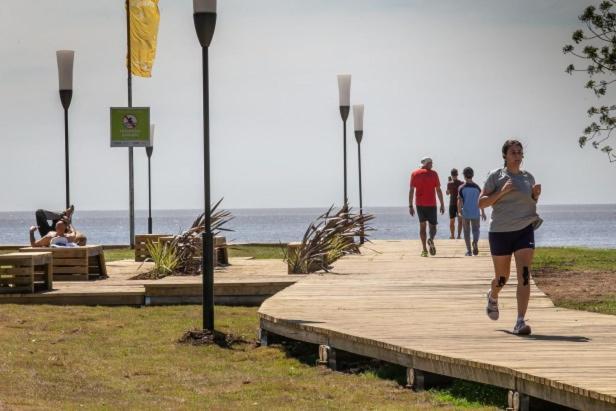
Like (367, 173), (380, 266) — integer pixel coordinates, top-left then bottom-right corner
(122, 114), (138, 129)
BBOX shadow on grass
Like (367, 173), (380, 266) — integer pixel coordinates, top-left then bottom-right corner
(272, 339), (506, 409)
(277, 340), (319, 366)
(177, 329), (253, 349)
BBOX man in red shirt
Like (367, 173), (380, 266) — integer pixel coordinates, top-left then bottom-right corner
(409, 157), (445, 257)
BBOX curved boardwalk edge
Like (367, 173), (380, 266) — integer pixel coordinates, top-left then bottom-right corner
(258, 240), (616, 411)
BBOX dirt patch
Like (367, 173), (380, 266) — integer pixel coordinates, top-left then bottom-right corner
(130, 270), (199, 280)
(533, 268), (616, 303)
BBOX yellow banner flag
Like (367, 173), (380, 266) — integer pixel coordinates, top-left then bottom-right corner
(128, 0), (160, 78)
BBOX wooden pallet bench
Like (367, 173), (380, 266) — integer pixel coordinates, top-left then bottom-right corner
(286, 242), (302, 274)
(157, 235), (229, 266)
(134, 234), (172, 262)
(19, 245), (107, 281)
(0, 252), (53, 293)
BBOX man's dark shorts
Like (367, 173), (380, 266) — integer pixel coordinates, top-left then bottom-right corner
(448, 204), (458, 219)
(488, 225), (535, 256)
(417, 206), (438, 226)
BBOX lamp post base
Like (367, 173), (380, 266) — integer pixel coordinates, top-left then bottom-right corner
(202, 230), (215, 331)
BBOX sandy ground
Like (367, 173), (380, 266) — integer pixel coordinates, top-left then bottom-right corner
(534, 269), (616, 303)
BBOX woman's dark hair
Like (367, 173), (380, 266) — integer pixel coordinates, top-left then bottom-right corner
(502, 139), (523, 166)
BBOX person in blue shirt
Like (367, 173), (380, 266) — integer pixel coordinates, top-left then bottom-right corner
(457, 167), (486, 256)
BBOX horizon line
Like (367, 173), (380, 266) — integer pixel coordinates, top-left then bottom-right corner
(1, 202), (614, 213)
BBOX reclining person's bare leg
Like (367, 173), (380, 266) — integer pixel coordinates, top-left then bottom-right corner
(35, 209), (63, 237)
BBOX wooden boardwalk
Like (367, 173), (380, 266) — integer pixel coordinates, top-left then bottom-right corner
(0, 257), (302, 306)
(259, 240), (616, 411)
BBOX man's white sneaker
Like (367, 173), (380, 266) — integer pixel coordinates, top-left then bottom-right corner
(486, 291), (499, 321)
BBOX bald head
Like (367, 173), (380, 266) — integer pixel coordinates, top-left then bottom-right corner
(55, 220), (67, 235)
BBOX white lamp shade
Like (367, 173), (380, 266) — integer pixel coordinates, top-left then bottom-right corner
(56, 50), (74, 90)
(337, 74), (351, 107)
(148, 124), (155, 147)
(353, 104), (364, 132)
(194, 0), (216, 13)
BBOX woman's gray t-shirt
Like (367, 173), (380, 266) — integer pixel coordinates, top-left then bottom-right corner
(483, 168), (539, 233)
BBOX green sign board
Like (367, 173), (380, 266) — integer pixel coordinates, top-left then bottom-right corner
(110, 107), (151, 147)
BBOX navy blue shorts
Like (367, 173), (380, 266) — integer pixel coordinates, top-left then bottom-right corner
(416, 206), (438, 226)
(488, 225), (535, 256)
(448, 204), (458, 219)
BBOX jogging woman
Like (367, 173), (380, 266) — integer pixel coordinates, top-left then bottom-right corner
(479, 140), (542, 335)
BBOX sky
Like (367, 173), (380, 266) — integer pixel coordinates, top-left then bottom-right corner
(1, 0), (615, 212)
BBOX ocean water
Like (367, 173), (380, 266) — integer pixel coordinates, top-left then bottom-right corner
(1, 204), (615, 248)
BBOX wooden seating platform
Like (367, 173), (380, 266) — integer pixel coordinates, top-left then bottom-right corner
(0, 252), (52, 293)
(259, 240), (616, 411)
(0, 256), (302, 306)
(19, 245), (106, 281)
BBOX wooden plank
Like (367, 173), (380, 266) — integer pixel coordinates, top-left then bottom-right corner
(0, 268), (32, 276)
(53, 266), (88, 274)
(0, 276), (33, 284)
(54, 258), (87, 265)
(52, 274), (89, 281)
(19, 248), (87, 260)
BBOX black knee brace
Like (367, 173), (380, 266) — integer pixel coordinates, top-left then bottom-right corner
(497, 276), (507, 288)
(523, 267), (530, 286)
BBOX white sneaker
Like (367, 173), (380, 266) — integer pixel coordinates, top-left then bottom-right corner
(486, 291), (499, 321)
(513, 319), (532, 335)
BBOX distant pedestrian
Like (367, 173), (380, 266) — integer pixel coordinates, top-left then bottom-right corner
(480, 139), (542, 335)
(409, 157), (445, 257)
(446, 168), (463, 239)
(457, 167), (486, 256)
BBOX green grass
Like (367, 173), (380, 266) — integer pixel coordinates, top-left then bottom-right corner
(228, 244), (286, 259)
(534, 247), (616, 272)
(104, 247), (135, 262)
(0, 305), (498, 410)
(557, 298), (616, 315)
(103, 244), (286, 263)
(430, 381), (507, 409)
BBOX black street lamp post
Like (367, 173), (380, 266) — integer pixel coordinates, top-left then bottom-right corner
(56, 50), (75, 209)
(337, 74), (351, 208)
(193, 0), (217, 332)
(146, 125), (154, 234)
(353, 104), (365, 244)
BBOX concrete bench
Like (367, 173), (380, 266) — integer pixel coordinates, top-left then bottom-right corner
(0, 252), (53, 293)
(19, 245), (106, 281)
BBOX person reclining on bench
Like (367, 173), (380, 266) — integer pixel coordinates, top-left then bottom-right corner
(29, 220), (78, 248)
(34, 205), (87, 245)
